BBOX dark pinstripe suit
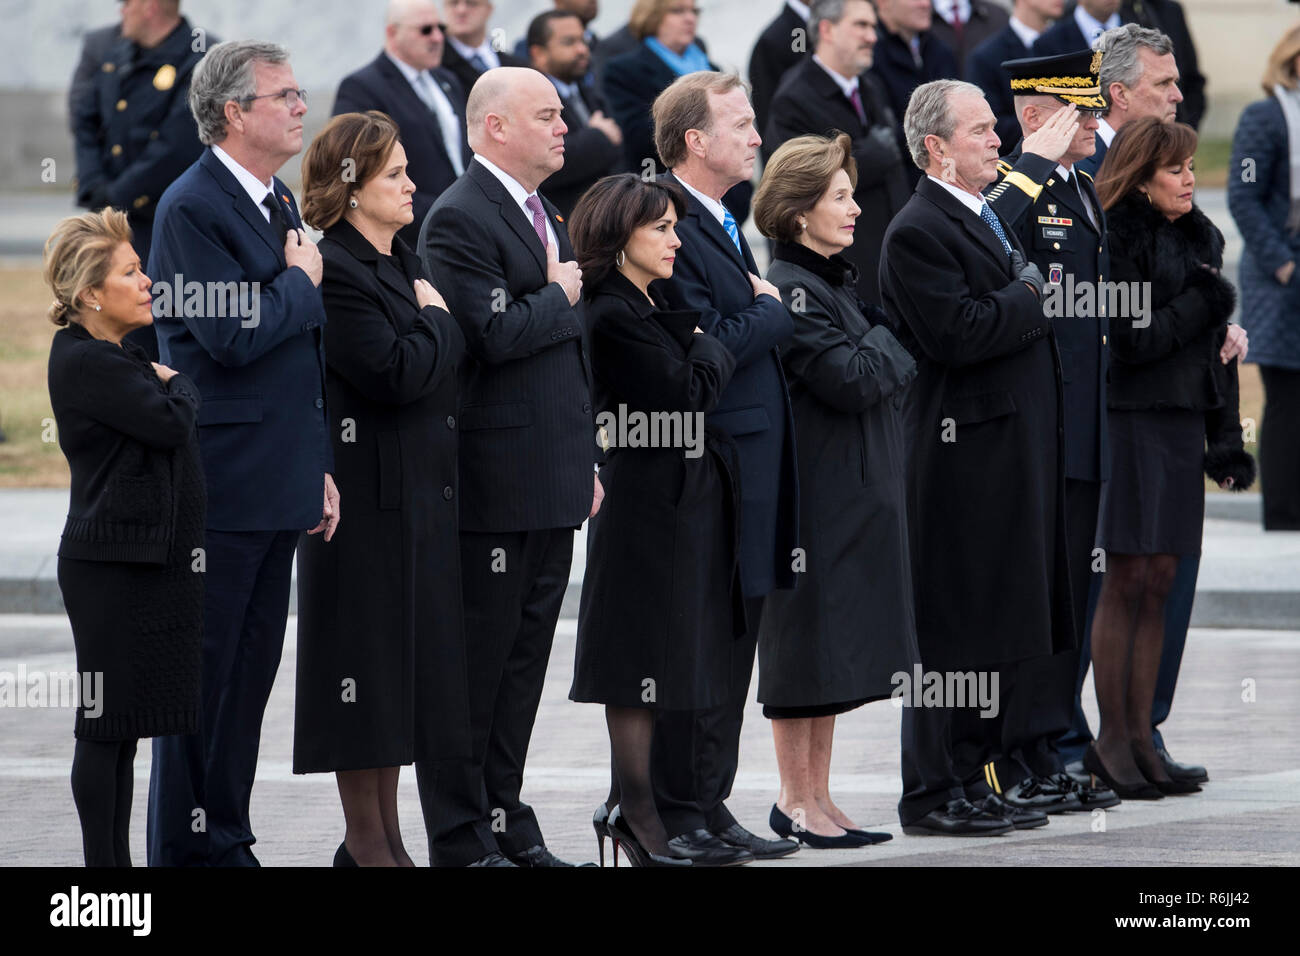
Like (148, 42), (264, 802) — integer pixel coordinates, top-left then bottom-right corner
(416, 159), (595, 865)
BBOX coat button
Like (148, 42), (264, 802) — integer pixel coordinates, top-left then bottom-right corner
(111, 144), (123, 156)
(446, 415), (455, 429)
(133, 195), (149, 209)
(1102, 334), (1107, 345)
(583, 402), (592, 413)
(442, 486), (454, 500)
(1053, 242), (1061, 250)
(116, 98), (128, 111)
(314, 398), (324, 409)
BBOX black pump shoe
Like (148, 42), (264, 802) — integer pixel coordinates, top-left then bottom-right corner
(593, 804), (612, 866)
(1083, 744), (1164, 800)
(607, 808), (692, 867)
(333, 842), (357, 867)
(769, 804), (874, 848)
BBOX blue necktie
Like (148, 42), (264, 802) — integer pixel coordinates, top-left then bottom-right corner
(979, 203), (1013, 257)
(467, 51), (489, 73)
(722, 208), (742, 255)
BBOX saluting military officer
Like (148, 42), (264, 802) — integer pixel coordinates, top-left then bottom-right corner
(976, 48), (1121, 815)
(72, 0), (212, 278)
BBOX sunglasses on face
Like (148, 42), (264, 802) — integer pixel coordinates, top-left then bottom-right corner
(414, 23), (445, 35)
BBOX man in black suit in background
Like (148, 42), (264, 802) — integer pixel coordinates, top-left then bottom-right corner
(514, 0), (601, 70)
(881, 78), (1072, 836)
(966, 0), (1065, 154)
(766, 0), (909, 306)
(417, 67), (599, 868)
(333, 0), (471, 248)
(929, 0), (1010, 75)
(440, 0), (528, 93)
(652, 72), (800, 865)
(526, 9), (623, 216)
(748, 1), (810, 145)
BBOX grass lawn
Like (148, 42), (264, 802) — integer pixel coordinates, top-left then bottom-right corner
(0, 265), (1264, 491)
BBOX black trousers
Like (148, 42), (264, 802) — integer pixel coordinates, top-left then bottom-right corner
(651, 596), (762, 837)
(416, 528), (573, 866)
(147, 529), (297, 866)
(1260, 364), (1300, 530)
(984, 478), (1100, 790)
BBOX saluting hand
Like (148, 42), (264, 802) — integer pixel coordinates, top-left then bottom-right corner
(1021, 104), (1080, 165)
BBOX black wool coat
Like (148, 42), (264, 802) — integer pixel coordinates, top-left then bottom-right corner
(879, 176), (1075, 672)
(294, 219), (472, 773)
(765, 61), (909, 306)
(757, 244), (921, 707)
(1106, 193), (1255, 487)
(571, 272), (743, 710)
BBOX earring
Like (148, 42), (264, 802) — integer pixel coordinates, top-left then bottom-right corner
(799, 220), (806, 231)
(94, 304), (102, 312)
(615, 250), (625, 267)
(349, 197), (358, 208)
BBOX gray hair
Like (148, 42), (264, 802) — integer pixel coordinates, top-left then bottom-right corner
(1095, 24), (1173, 104)
(807, 0), (847, 52)
(189, 40), (290, 145)
(904, 79), (984, 171)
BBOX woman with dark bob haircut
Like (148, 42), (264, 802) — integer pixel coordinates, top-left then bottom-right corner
(568, 173), (744, 867)
(753, 133), (919, 848)
(296, 111), (472, 866)
(1085, 117), (1254, 799)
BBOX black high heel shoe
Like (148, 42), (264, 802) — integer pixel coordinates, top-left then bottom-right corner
(769, 804), (874, 848)
(593, 804), (612, 867)
(1083, 744), (1164, 800)
(607, 807), (691, 867)
(333, 842), (358, 867)
(1131, 744), (1201, 795)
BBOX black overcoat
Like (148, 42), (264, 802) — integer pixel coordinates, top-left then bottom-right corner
(765, 60), (909, 306)
(294, 219), (472, 772)
(757, 244), (921, 706)
(878, 176), (1075, 672)
(571, 273), (744, 710)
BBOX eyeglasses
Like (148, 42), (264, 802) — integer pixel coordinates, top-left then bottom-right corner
(667, 5), (702, 15)
(242, 88), (307, 110)
(413, 23), (445, 35)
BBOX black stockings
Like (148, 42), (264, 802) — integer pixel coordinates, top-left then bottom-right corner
(70, 737), (138, 866)
(605, 706), (670, 856)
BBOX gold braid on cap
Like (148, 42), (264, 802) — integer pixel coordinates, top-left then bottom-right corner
(1009, 76), (1102, 91)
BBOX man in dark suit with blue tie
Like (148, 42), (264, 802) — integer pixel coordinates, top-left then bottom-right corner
(416, 68), (599, 867)
(966, 0), (1065, 154)
(333, 0), (471, 248)
(650, 72), (800, 864)
(146, 40), (337, 866)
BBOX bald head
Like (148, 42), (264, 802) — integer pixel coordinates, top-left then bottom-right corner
(468, 67), (569, 192)
(386, 0), (434, 25)
(385, 0), (444, 71)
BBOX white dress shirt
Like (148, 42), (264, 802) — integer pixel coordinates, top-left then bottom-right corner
(675, 175), (730, 230)
(448, 35), (501, 72)
(212, 144), (275, 221)
(927, 174), (987, 218)
(473, 154), (559, 252)
(386, 52), (465, 175)
(1057, 163), (1098, 229)
(1097, 116), (1117, 148)
(1008, 15), (1042, 51)
(1075, 4), (1121, 44)
(932, 0), (972, 27)
(812, 53), (859, 99)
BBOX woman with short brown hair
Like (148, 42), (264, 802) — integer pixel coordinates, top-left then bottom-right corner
(752, 133), (918, 848)
(45, 207), (205, 866)
(295, 111), (471, 866)
(1086, 118), (1254, 797)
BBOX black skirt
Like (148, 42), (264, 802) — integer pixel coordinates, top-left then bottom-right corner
(1099, 407), (1205, 556)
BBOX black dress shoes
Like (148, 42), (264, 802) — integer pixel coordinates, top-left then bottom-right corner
(468, 851), (518, 867)
(333, 842), (357, 867)
(665, 829), (753, 866)
(507, 845), (596, 867)
(1157, 746), (1208, 783)
(974, 794), (1048, 829)
(901, 798), (1013, 836)
(712, 822), (799, 860)
(1082, 744), (1163, 800)
(1052, 772), (1121, 810)
(1002, 775), (1081, 814)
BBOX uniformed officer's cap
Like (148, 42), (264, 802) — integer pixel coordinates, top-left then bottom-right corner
(1001, 49), (1107, 112)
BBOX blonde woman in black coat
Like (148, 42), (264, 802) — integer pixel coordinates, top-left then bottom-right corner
(753, 133), (919, 848)
(44, 208), (205, 866)
(1086, 118), (1255, 798)
(569, 174), (743, 867)
(296, 112), (471, 866)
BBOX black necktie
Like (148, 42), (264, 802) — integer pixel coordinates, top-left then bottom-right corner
(262, 192), (289, 244)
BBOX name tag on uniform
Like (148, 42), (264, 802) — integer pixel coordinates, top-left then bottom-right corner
(1037, 216), (1073, 226)
(1041, 226), (1068, 240)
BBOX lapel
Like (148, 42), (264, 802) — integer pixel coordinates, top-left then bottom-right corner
(199, 148), (287, 266)
(803, 60), (867, 134)
(326, 218), (423, 312)
(664, 171), (748, 276)
(917, 176), (1014, 276)
(469, 160), (548, 276)
(1044, 169), (1098, 236)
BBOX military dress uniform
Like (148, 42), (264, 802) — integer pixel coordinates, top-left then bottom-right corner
(975, 49), (1119, 812)
(72, 18), (210, 268)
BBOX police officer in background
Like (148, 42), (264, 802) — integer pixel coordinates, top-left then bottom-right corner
(72, 1), (212, 355)
(979, 49), (1119, 814)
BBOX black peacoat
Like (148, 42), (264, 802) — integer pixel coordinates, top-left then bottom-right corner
(757, 243), (921, 707)
(294, 219), (472, 773)
(879, 176), (1075, 673)
(571, 272), (744, 710)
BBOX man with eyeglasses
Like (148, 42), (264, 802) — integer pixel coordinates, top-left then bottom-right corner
(334, 0), (472, 248)
(146, 39), (336, 867)
(440, 0), (528, 95)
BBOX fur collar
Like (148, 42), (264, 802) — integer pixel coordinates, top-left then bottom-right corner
(1107, 191), (1224, 266)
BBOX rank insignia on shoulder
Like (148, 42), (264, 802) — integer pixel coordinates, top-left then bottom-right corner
(153, 64), (176, 91)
